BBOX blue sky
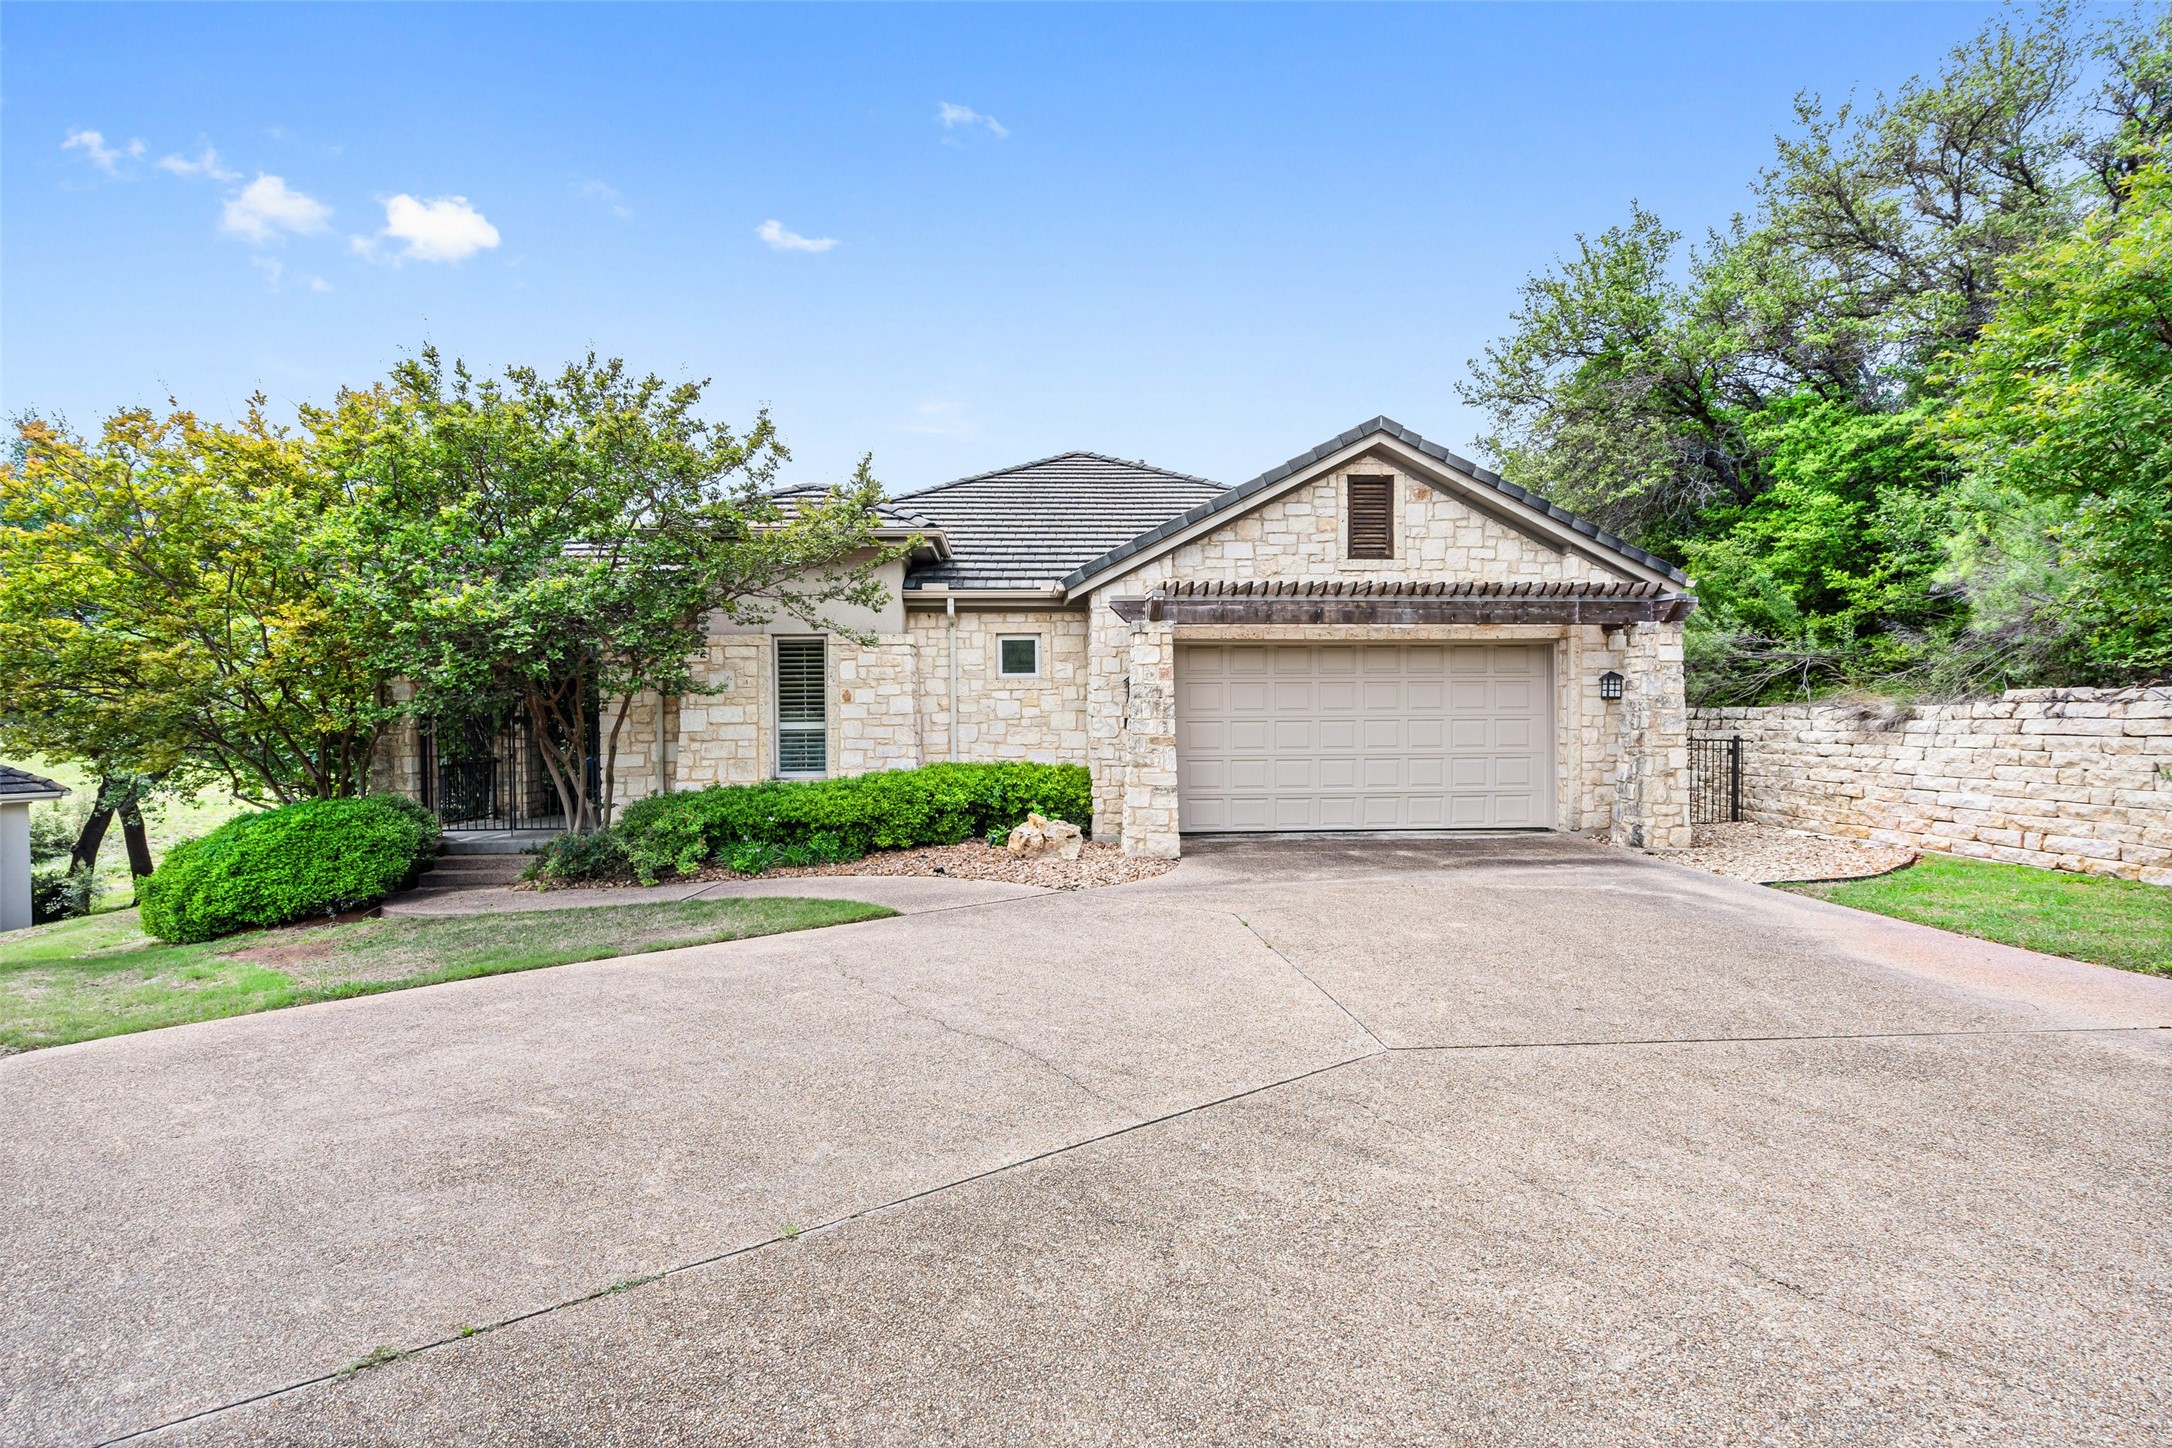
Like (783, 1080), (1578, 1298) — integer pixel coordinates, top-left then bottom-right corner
(5, 2), (2003, 493)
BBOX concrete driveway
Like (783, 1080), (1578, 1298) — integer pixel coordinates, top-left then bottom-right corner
(2, 837), (2166, 1446)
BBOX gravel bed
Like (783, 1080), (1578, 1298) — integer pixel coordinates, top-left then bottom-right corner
(529, 839), (1176, 894)
(1666, 822), (1918, 885)
(720, 839), (1173, 891)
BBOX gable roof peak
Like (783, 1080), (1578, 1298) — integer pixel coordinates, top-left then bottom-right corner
(897, 449), (1223, 500)
(1056, 414), (1689, 592)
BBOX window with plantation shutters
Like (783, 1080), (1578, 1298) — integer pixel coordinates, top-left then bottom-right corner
(775, 637), (827, 776)
(1347, 475), (1394, 559)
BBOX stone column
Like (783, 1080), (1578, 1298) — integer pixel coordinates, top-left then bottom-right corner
(1610, 620), (1692, 850)
(1119, 615), (1182, 858)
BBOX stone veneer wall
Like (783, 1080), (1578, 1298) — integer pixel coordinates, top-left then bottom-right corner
(905, 610), (1091, 766)
(385, 457), (1696, 854)
(1086, 462), (1689, 853)
(1690, 687), (2172, 883)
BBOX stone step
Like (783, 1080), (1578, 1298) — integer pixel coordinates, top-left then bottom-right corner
(439, 830), (561, 856)
(418, 857), (530, 887)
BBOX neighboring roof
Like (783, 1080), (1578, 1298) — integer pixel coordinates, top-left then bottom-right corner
(767, 484), (941, 536)
(1058, 416), (1689, 593)
(898, 452), (1226, 591)
(0, 764), (68, 801)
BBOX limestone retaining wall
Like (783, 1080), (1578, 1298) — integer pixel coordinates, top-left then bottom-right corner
(1690, 688), (2172, 883)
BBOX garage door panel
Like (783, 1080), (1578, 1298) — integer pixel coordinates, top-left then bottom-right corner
(1496, 794), (1541, 826)
(1273, 719), (1315, 750)
(1178, 641), (1553, 834)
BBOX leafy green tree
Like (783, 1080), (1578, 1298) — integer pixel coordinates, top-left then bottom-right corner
(0, 405), (391, 803)
(1459, 205), (1775, 552)
(314, 350), (898, 832)
(1938, 149), (2172, 675)
(1463, 4), (2172, 700)
(1680, 396), (1957, 699)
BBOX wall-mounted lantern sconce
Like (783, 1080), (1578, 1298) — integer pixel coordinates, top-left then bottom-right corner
(1599, 670), (1624, 701)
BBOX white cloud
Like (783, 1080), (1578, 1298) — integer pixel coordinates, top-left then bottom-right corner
(757, 219), (837, 253)
(220, 174), (332, 243)
(902, 399), (974, 436)
(578, 179), (632, 218)
(250, 255), (284, 289)
(937, 102), (1008, 140)
(309, 275), (333, 293)
(63, 129), (145, 175)
(158, 146), (240, 182)
(373, 193), (501, 262)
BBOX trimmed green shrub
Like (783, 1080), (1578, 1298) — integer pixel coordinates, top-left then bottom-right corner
(525, 826), (632, 886)
(138, 795), (440, 943)
(540, 762), (1093, 885)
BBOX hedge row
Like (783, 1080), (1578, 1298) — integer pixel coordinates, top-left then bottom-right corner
(535, 762), (1092, 884)
(139, 795), (441, 943)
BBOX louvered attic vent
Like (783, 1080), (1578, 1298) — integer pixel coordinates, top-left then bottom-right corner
(1346, 475), (1394, 559)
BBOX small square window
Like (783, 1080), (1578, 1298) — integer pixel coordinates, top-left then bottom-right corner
(998, 636), (1040, 676)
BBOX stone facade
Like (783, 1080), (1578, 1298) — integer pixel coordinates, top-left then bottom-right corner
(1085, 460), (1686, 854)
(387, 449), (1694, 856)
(905, 609), (1091, 765)
(1692, 688), (2172, 883)
(1609, 622), (1693, 850)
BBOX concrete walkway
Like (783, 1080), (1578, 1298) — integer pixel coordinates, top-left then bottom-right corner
(1, 837), (2165, 1445)
(382, 871), (1050, 917)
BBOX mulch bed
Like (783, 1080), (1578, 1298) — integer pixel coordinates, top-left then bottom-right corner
(1666, 822), (1918, 885)
(527, 839), (1175, 893)
(699, 839), (1174, 891)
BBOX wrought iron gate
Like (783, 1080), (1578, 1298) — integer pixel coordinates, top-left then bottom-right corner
(1689, 734), (1743, 826)
(419, 706), (599, 832)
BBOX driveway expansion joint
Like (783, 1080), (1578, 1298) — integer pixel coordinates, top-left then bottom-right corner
(827, 960), (1129, 1109)
(1384, 1024), (2168, 1053)
(1232, 913), (1393, 1052)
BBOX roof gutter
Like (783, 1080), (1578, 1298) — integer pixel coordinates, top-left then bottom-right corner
(904, 585), (1071, 608)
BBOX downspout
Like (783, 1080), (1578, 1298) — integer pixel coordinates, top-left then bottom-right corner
(946, 594), (959, 762)
(659, 694), (678, 794)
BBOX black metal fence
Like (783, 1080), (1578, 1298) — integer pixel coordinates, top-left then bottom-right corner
(419, 709), (598, 832)
(1690, 734), (1743, 826)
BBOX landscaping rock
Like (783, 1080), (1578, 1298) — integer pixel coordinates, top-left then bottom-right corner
(1005, 812), (1084, 861)
(1664, 822), (1918, 885)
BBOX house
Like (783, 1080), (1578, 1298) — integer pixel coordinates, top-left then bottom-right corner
(1, 764), (68, 932)
(385, 417), (1697, 856)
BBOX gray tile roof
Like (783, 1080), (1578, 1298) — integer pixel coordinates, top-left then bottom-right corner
(767, 484), (939, 534)
(0, 764), (67, 799)
(898, 453), (1227, 591)
(1057, 416), (1689, 591)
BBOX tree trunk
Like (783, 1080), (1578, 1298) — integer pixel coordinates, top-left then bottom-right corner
(119, 800), (156, 878)
(69, 805), (114, 875)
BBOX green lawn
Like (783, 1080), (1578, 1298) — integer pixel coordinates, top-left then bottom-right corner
(0, 896), (895, 1055)
(1786, 852), (2172, 976)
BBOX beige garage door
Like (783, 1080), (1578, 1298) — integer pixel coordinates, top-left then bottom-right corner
(1176, 643), (1553, 832)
